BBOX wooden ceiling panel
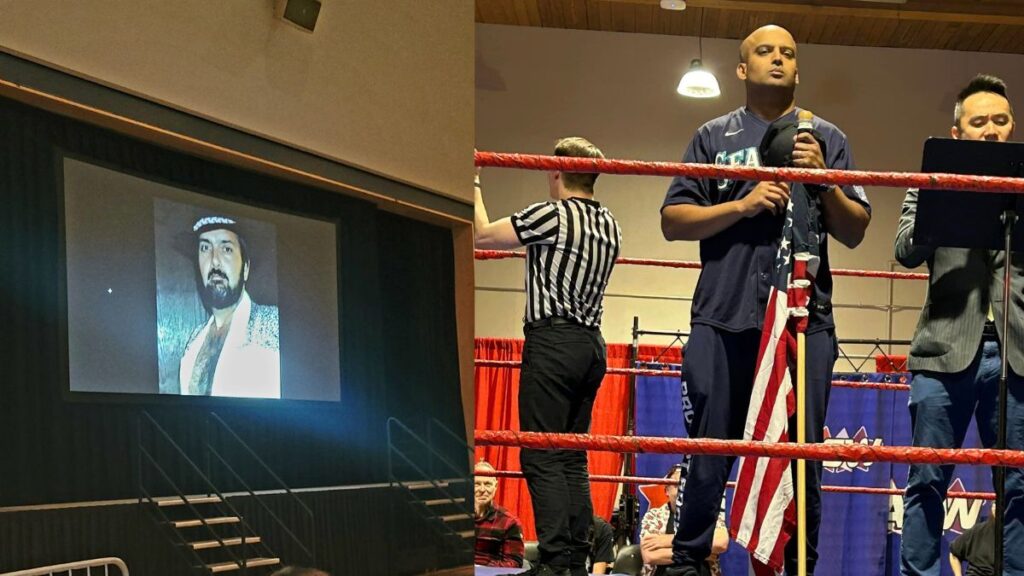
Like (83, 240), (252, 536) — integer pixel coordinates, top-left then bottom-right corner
(680, 8), (701, 36)
(819, 13), (845, 45)
(634, 3), (656, 34)
(476, 0), (508, 25)
(1000, 25), (1024, 53)
(1007, 27), (1024, 55)
(931, 22), (953, 49)
(534, 0), (564, 28)
(476, 0), (1024, 55)
(985, 24), (1019, 53)
(585, 0), (607, 31)
(809, 15), (830, 45)
(611, 0), (637, 32)
(564, 0), (589, 30)
(975, 22), (1001, 52)
(740, 9), (772, 39)
(525, 0), (545, 25)
(965, 22), (995, 52)
(863, 17), (897, 48)
(935, 21), (963, 51)
(791, 13), (815, 44)
(701, 4), (723, 37)
(895, 20), (924, 49)
(950, 21), (983, 52)
(915, 21), (942, 49)
(653, 5), (676, 34)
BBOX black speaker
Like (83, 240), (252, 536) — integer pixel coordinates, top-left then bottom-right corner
(275, 0), (321, 32)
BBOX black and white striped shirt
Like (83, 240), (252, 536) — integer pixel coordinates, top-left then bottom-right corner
(510, 197), (621, 328)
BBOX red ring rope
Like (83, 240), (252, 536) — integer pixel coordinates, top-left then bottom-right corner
(476, 469), (995, 500)
(829, 380), (910, 391)
(475, 151), (1024, 195)
(475, 359), (678, 377)
(474, 359), (911, 391)
(475, 249), (929, 281)
(482, 469), (675, 485)
(476, 430), (1024, 467)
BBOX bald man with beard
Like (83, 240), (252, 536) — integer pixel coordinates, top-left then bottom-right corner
(659, 25), (871, 575)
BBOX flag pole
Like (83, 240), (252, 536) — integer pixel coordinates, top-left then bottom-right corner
(797, 331), (808, 576)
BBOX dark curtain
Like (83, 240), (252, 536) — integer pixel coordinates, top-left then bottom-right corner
(0, 504), (188, 574)
(377, 212), (468, 479)
(0, 94), (465, 507)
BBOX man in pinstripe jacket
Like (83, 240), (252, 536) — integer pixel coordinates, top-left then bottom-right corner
(896, 74), (1024, 576)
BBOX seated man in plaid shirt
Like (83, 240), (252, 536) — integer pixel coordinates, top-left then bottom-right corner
(475, 460), (526, 568)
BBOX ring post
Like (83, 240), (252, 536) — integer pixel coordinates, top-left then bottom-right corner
(797, 332), (808, 576)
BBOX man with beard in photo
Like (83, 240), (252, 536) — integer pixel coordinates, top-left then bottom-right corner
(178, 216), (280, 398)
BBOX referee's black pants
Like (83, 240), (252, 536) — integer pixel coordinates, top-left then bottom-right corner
(519, 321), (607, 570)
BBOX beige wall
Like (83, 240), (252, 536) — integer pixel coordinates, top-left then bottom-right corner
(0, 0), (474, 203)
(475, 23), (1024, 368)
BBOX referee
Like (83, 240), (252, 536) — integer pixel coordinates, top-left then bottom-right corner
(475, 137), (622, 576)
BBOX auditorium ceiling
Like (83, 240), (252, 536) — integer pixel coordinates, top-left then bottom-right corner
(476, 0), (1024, 55)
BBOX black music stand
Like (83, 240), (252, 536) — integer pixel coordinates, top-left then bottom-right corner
(915, 137), (1024, 573)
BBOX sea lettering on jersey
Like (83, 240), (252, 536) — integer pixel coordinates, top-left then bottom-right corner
(714, 146), (761, 191)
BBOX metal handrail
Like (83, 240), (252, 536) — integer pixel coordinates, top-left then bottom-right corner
(390, 479), (473, 552)
(207, 412), (315, 563)
(1, 557), (129, 576)
(139, 417), (246, 568)
(386, 417), (474, 561)
(136, 418), (211, 574)
(138, 411), (268, 571)
(389, 470), (473, 551)
(207, 413), (316, 519)
(427, 418), (472, 481)
(428, 418), (473, 457)
(138, 481), (218, 572)
(388, 418), (467, 483)
(389, 451), (468, 508)
(386, 418), (472, 516)
(206, 448), (314, 563)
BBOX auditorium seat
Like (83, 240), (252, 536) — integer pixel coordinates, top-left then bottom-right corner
(611, 544), (642, 576)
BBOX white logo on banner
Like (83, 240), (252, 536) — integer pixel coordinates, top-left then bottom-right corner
(888, 478), (987, 535)
(823, 426), (883, 473)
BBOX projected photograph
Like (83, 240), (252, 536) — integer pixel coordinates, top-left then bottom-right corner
(155, 201), (280, 398)
(62, 157), (342, 401)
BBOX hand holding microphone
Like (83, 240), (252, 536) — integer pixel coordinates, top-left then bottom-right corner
(792, 110), (825, 170)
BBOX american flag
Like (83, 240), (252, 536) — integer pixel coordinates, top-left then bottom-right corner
(729, 183), (821, 575)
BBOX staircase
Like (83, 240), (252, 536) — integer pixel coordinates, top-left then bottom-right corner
(138, 411), (314, 574)
(152, 494), (279, 573)
(403, 479), (475, 542)
(387, 417), (474, 569)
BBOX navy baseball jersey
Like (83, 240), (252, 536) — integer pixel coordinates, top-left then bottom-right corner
(662, 106), (870, 333)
